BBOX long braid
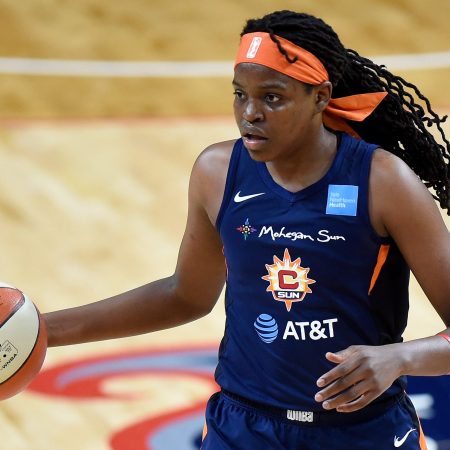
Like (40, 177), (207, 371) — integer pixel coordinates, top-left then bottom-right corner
(242, 10), (450, 213)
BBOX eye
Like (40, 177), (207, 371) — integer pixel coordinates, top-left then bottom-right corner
(265, 93), (281, 103)
(233, 90), (245, 101)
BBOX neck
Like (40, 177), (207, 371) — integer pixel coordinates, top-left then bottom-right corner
(266, 127), (338, 193)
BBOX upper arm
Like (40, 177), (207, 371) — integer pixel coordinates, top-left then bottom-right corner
(171, 141), (234, 314)
(370, 150), (450, 326)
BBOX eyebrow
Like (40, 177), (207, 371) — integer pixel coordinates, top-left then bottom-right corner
(232, 79), (289, 90)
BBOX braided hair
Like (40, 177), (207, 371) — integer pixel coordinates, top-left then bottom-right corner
(241, 10), (450, 213)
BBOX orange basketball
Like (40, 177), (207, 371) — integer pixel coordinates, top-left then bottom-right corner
(0, 282), (47, 400)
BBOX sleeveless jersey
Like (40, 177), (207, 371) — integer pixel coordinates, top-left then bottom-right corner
(215, 133), (410, 410)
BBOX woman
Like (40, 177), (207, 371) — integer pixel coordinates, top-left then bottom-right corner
(45, 10), (450, 449)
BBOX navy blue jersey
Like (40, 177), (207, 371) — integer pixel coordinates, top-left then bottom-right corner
(215, 133), (410, 410)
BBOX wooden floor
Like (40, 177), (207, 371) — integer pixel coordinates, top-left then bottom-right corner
(0, 0), (449, 449)
(0, 116), (447, 450)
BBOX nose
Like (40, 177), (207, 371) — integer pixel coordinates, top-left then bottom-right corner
(242, 99), (264, 123)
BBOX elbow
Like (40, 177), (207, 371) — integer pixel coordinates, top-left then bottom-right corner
(177, 293), (217, 321)
(169, 280), (219, 323)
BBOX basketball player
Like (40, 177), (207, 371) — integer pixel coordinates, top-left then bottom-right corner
(43, 11), (450, 450)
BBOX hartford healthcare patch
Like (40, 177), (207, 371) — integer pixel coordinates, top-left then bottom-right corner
(326, 185), (358, 216)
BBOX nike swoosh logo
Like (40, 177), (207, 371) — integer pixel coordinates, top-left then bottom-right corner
(394, 428), (416, 447)
(233, 191), (265, 203)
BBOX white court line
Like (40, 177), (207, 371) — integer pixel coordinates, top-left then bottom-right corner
(0, 51), (449, 77)
(0, 59), (233, 77)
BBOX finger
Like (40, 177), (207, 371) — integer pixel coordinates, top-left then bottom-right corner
(325, 352), (345, 364)
(326, 346), (359, 362)
(315, 368), (364, 403)
(318, 381), (371, 410)
(335, 391), (377, 413)
(317, 357), (360, 388)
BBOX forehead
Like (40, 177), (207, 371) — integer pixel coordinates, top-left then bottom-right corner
(233, 63), (299, 89)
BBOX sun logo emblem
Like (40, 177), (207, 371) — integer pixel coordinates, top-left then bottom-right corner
(262, 248), (316, 311)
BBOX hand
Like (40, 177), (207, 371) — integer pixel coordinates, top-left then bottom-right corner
(314, 344), (403, 413)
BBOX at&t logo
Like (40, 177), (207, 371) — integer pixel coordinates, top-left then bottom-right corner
(254, 314), (278, 343)
(254, 315), (339, 343)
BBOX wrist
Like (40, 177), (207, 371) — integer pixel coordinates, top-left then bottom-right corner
(392, 342), (411, 377)
(392, 335), (450, 377)
(438, 332), (450, 345)
(437, 333), (450, 374)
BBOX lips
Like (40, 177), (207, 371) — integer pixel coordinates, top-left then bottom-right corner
(241, 126), (267, 138)
(240, 124), (268, 150)
(244, 133), (267, 141)
(242, 134), (268, 151)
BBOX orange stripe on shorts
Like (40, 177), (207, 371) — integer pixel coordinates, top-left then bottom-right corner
(368, 244), (390, 294)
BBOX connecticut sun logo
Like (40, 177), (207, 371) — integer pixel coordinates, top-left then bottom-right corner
(262, 248), (315, 311)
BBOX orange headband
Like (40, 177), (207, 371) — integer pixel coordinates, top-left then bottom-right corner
(235, 32), (387, 137)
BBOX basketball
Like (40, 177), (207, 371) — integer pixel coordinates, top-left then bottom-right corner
(0, 282), (47, 400)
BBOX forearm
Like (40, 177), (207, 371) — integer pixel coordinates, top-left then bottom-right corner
(397, 328), (450, 376)
(315, 329), (450, 412)
(44, 276), (210, 347)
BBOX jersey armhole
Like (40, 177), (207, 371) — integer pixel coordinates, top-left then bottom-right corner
(215, 139), (242, 231)
(360, 145), (391, 244)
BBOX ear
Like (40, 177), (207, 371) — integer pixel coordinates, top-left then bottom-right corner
(314, 81), (332, 113)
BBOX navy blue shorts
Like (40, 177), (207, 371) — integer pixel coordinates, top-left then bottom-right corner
(201, 390), (427, 450)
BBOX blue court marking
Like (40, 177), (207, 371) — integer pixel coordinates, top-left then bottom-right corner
(56, 350), (218, 389)
(148, 413), (204, 450)
(408, 376), (450, 450)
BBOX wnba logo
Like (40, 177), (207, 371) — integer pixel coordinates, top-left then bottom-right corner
(246, 36), (262, 58)
(0, 341), (18, 371)
(287, 410), (314, 423)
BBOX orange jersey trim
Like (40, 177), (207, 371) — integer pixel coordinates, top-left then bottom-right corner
(368, 244), (390, 294)
(418, 422), (428, 450)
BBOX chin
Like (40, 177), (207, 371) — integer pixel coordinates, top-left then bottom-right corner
(245, 148), (271, 162)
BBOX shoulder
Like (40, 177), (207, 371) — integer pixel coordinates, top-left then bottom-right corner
(193, 139), (237, 176)
(370, 148), (425, 200)
(189, 139), (237, 225)
(370, 148), (411, 177)
(368, 147), (442, 236)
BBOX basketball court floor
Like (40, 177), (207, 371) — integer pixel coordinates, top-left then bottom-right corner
(0, 1), (449, 449)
